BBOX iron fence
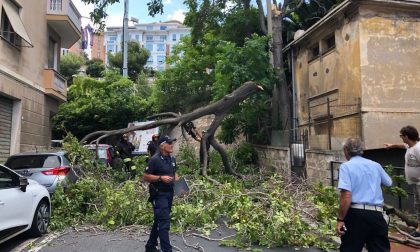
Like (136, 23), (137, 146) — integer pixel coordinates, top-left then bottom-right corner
(307, 93), (361, 150)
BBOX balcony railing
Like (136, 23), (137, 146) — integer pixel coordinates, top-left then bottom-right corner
(43, 69), (67, 102)
(47, 0), (81, 29)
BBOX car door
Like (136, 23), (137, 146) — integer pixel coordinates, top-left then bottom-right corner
(0, 165), (33, 234)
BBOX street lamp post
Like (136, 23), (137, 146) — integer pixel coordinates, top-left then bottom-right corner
(122, 0), (129, 77)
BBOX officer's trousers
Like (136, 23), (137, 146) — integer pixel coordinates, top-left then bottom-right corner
(146, 191), (174, 252)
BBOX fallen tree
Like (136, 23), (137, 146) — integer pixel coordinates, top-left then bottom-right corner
(81, 81), (263, 180)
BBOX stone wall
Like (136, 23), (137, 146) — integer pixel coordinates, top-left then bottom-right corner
(254, 145), (291, 178)
(305, 149), (345, 185)
(170, 115), (216, 156)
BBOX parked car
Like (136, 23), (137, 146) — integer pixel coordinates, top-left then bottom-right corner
(84, 144), (122, 169)
(4, 151), (77, 194)
(0, 164), (51, 244)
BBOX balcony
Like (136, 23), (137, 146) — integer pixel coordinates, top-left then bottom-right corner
(46, 0), (81, 48)
(43, 69), (67, 102)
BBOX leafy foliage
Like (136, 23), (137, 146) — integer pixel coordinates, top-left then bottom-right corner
(51, 135), (338, 250)
(59, 52), (86, 83)
(107, 41), (150, 81)
(213, 35), (275, 144)
(383, 164), (408, 198)
(151, 34), (274, 144)
(229, 142), (258, 174)
(151, 34), (223, 112)
(283, 0), (344, 42)
(52, 72), (151, 139)
(86, 58), (105, 78)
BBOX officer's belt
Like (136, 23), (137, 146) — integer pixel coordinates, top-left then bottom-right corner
(350, 203), (383, 212)
(153, 185), (173, 192)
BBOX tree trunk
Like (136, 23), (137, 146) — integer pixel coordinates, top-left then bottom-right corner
(255, 0), (267, 34)
(271, 4), (290, 132)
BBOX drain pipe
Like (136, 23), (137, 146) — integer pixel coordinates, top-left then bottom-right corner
(291, 47), (297, 130)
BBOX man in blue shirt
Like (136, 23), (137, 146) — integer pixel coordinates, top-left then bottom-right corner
(336, 138), (392, 252)
(144, 135), (179, 252)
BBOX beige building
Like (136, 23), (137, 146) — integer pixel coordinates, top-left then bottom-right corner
(285, 0), (420, 152)
(0, 0), (81, 162)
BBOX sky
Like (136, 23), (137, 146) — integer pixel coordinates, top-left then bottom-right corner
(72, 0), (267, 29)
(73, 0), (188, 28)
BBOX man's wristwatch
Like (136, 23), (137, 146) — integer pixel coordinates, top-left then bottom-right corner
(337, 218), (345, 222)
(158, 176), (162, 182)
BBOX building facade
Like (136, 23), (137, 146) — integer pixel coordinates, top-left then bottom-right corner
(62, 29), (106, 63)
(0, 0), (81, 162)
(284, 0), (420, 183)
(104, 20), (189, 71)
(286, 0), (420, 151)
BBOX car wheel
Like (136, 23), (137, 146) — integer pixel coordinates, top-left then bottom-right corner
(28, 200), (50, 237)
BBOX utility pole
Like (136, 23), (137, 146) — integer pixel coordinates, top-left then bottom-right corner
(122, 0), (129, 77)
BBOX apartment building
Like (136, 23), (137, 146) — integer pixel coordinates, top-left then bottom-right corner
(62, 27), (106, 62)
(0, 0), (81, 162)
(104, 20), (189, 71)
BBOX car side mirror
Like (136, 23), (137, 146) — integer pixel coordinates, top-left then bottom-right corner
(19, 177), (29, 192)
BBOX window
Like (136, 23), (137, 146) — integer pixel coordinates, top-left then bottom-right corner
(160, 26), (167, 30)
(48, 38), (58, 69)
(157, 55), (165, 65)
(147, 56), (153, 65)
(50, 0), (63, 11)
(309, 44), (319, 61)
(157, 43), (164, 52)
(109, 36), (117, 41)
(180, 34), (184, 39)
(6, 155), (61, 170)
(135, 34), (140, 41)
(146, 26), (153, 31)
(160, 35), (166, 42)
(0, 167), (17, 189)
(0, 0), (32, 47)
(146, 35), (153, 41)
(1, 1), (26, 47)
(323, 35), (335, 53)
(107, 41), (115, 52)
(172, 34), (176, 41)
(146, 43), (153, 52)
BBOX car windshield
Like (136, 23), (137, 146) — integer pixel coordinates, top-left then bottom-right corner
(5, 155), (61, 170)
(88, 149), (108, 159)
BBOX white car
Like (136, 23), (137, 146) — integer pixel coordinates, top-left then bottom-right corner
(0, 164), (51, 244)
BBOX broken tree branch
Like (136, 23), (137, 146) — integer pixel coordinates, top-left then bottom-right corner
(80, 82), (263, 176)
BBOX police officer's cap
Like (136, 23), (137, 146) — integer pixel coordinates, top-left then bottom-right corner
(158, 135), (177, 145)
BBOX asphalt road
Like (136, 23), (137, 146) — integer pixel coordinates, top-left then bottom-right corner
(1, 225), (328, 252)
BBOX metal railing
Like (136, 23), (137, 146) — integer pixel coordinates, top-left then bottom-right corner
(307, 93), (361, 150)
(47, 0), (81, 29)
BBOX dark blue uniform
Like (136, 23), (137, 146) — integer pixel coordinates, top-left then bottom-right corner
(145, 153), (176, 252)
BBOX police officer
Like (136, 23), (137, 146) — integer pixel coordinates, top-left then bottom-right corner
(144, 135), (178, 252)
